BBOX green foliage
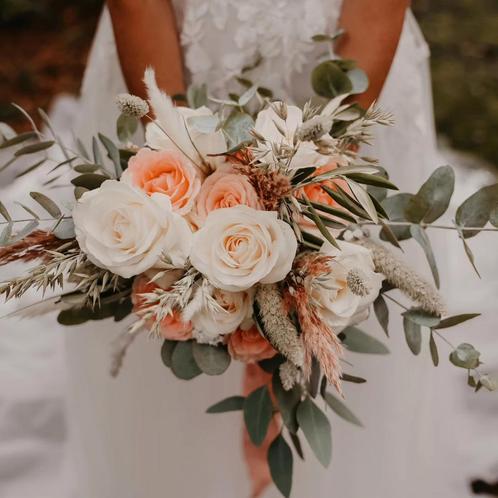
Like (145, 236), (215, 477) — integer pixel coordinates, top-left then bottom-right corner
(243, 385), (273, 446)
(268, 434), (293, 498)
(339, 326), (390, 355)
(206, 396), (245, 414)
(322, 391), (362, 427)
(449, 343), (481, 369)
(296, 397), (332, 468)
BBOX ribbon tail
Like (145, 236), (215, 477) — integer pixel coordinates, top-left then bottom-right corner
(242, 363), (280, 498)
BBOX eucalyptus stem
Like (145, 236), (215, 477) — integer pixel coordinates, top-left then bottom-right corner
(0, 216), (73, 225)
(359, 220), (498, 232)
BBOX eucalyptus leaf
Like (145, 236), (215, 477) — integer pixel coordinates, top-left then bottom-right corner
(186, 84), (208, 109)
(341, 373), (367, 384)
(187, 115), (219, 134)
(380, 220), (403, 251)
(449, 343), (480, 369)
(405, 166), (455, 223)
(223, 111), (254, 149)
(410, 225), (440, 288)
(14, 140), (55, 156)
(171, 341), (202, 380)
(206, 396), (245, 414)
(268, 435), (293, 498)
(346, 67), (369, 94)
(456, 183), (498, 238)
(380, 193), (414, 242)
(460, 236), (480, 278)
(99, 133), (122, 177)
(289, 432), (305, 460)
(238, 85), (258, 106)
(403, 316), (422, 355)
(11, 220), (38, 242)
(272, 373), (301, 434)
(0, 201), (12, 222)
(192, 343), (231, 376)
(339, 326), (390, 355)
(29, 192), (62, 218)
(73, 164), (101, 174)
(490, 206), (498, 228)
(258, 355), (285, 374)
(429, 332), (439, 367)
(0, 223), (13, 246)
(243, 386), (273, 446)
(71, 173), (109, 190)
(296, 397), (332, 467)
(373, 295), (389, 336)
(15, 159), (46, 178)
(311, 61), (353, 98)
(160, 340), (177, 368)
(402, 309), (441, 327)
(15, 202), (39, 219)
(74, 187), (88, 200)
(53, 218), (75, 240)
(433, 313), (480, 330)
(308, 358), (321, 398)
(323, 391), (362, 426)
(0, 131), (37, 149)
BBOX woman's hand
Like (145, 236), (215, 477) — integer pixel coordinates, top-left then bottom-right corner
(336, 0), (410, 108)
(107, 0), (185, 99)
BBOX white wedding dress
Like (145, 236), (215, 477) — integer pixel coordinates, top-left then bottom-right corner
(59, 2), (497, 498)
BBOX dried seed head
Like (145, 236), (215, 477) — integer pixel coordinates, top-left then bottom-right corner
(346, 269), (370, 297)
(295, 115), (333, 142)
(116, 93), (149, 118)
(279, 361), (300, 391)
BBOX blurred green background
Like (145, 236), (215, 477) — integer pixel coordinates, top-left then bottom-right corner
(0, 0), (497, 168)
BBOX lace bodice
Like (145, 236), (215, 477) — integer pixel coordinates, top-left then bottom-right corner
(171, 0), (343, 104)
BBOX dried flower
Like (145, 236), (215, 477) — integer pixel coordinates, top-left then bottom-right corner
(116, 93), (149, 118)
(346, 269), (370, 297)
(235, 163), (292, 211)
(279, 360), (300, 391)
(254, 284), (304, 367)
(0, 230), (65, 266)
(357, 238), (446, 316)
(295, 115), (333, 142)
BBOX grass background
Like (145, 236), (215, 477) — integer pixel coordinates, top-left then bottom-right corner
(0, 0), (497, 168)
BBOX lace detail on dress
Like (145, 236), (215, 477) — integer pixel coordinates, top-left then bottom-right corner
(172, 0), (343, 104)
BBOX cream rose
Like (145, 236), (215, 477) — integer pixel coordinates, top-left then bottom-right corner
(313, 240), (384, 331)
(190, 205), (297, 291)
(191, 288), (253, 344)
(122, 148), (201, 215)
(192, 165), (261, 226)
(73, 180), (192, 278)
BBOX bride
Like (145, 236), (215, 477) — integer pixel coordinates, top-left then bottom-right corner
(65, 1), (442, 497)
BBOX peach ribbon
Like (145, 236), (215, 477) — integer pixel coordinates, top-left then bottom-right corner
(242, 363), (281, 498)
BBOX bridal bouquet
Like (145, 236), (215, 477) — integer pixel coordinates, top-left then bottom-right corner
(1, 57), (497, 497)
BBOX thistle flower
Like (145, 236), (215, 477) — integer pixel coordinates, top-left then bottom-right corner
(279, 360), (300, 391)
(357, 238), (446, 317)
(295, 115), (333, 142)
(115, 93), (149, 118)
(254, 284), (304, 367)
(346, 269), (370, 297)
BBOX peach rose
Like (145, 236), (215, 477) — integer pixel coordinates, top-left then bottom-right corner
(300, 163), (348, 206)
(122, 148), (201, 215)
(192, 165), (261, 226)
(132, 276), (193, 341)
(227, 326), (276, 363)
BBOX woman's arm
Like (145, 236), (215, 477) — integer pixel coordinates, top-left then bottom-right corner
(107, 0), (185, 99)
(336, 0), (410, 108)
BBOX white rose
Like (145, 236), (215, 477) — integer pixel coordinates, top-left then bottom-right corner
(190, 205), (297, 291)
(313, 240), (384, 331)
(253, 104), (329, 170)
(191, 288), (254, 343)
(73, 180), (192, 278)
